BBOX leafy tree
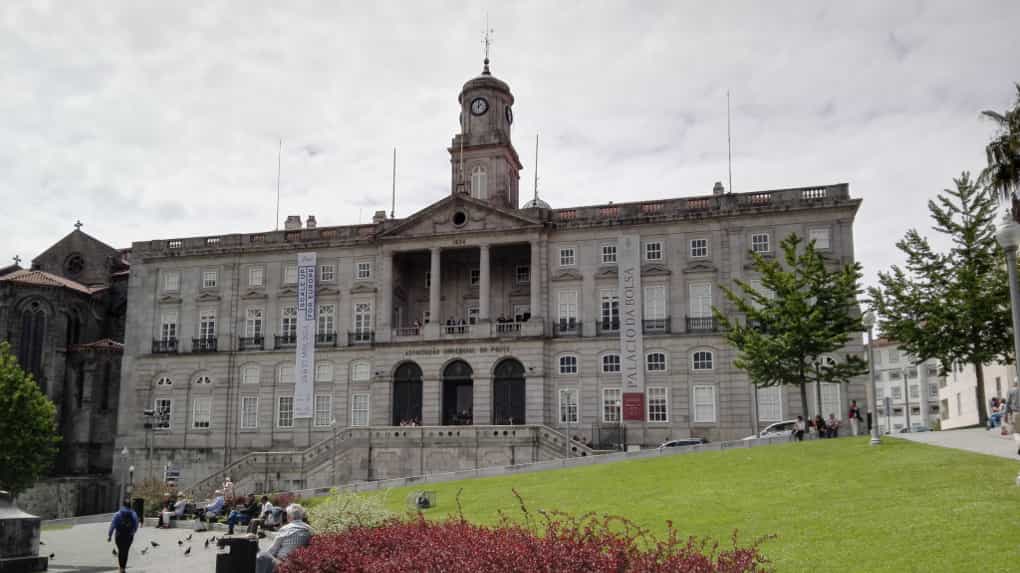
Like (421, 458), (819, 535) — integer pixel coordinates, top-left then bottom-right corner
(715, 234), (867, 416)
(0, 341), (60, 496)
(869, 173), (1011, 425)
(980, 83), (1020, 201)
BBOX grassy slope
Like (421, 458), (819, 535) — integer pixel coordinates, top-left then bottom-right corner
(375, 438), (1020, 571)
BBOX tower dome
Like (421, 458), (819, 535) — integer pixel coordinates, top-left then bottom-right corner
(522, 197), (550, 209)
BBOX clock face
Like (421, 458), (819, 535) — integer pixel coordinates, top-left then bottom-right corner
(470, 97), (489, 116)
(505, 105), (513, 125)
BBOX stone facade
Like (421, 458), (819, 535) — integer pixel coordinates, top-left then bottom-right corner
(868, 338), (943, 433)
(0, 229), (127, 478)
(115, 62), (866, 493)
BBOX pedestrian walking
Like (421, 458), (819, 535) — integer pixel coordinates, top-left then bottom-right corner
(848, 400), (863, 436)
(793, 415), (806, 442)
(107, 499), (139, 572)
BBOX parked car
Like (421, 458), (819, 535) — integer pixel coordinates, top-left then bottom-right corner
(743, 419), (798, 441)
(657, 437), (708, 450)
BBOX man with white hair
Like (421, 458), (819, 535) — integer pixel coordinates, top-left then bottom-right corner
(193, 490), (225, 532)
(255, 503), (312, 573)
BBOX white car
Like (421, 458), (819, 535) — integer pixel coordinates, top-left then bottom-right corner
(743, 419), (798, 440)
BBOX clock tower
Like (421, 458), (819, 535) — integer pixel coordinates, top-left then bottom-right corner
(449, 56), (522, 210)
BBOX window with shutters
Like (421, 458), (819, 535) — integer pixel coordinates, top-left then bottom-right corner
(693, 385), (716, 423)
(688, 282), (712, 318)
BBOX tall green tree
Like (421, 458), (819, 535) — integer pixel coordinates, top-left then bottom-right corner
(715, 234), (867, 417)
(0, 341), (60, 496)
(869, 173), (1011, 425)
(980, 83), (1020, 202)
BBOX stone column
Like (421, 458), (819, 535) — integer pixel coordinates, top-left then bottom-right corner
(479, 244), (491, 322)
(379, 250), (393, 342)
(529, 241), (541, 320)
(426, 247), (442, 338)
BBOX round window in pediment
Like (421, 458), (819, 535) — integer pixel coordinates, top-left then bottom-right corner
(65, 254), (85, 276)
(452, 211), (468, 227)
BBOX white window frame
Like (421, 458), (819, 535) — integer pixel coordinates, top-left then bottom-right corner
(559, 388), (579, 424)
(249, 266), (265, 287)
(559, 247), (576, 267)
(160, 310), (178, 342)
(645, 241), (663, 261)
(688, 282), (712, 318)
(198, 308), (216, 339)
(241, 364), (259, 385)
(163, 271), (180, 292)
(281, 305), (297, 339)
(558, 354), (578, 375)
(319, 263), (336, 282)
(601, 244), (617, 264)
(808, 228), (831, 250)
(647, 387), (668, 422)
(356, 261), (372, 280)
(751, 232), (771, 254)
(240, 396), (259, 429)
(277, 364), (295, 384)
(693, 385), (717, 423)
(313, 394), (333, 427)
(692, 350), (714, 371)
(602, 388), (622, 423)
(601, 353), (621, 373)
(600, 288), (620, 328)
(154, 398), (172, 430)
(470, 165), (488, 199)
(643, 285), (666, 321)
(353, 302), (373, 333)
(757, 386), (782, 422)
(515, 265), (530, 286)
(245, 307), (264, 338)
(646, 352), (667, 372)
(351, 392), (370, 426)
(192, 397), (212, 429)
(277, 396), (294, 429)
(317, 304), (335, 335)
(315, 361), (334, 382)
(557, 290), (578, 324)
(689, 238), (708, 258)
(201, 269), (218, 289)
(283, 263), (298, 285)
(351, 361), (371, 383)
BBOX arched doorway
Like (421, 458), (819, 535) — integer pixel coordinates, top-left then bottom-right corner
(392, 362), (423, 426)
(493, 359), (526, 425)
(442, 360), (473, 425)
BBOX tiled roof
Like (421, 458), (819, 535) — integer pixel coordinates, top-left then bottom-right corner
(0, 269), (101, 295)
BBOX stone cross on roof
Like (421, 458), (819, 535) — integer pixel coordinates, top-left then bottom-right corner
(12, 255), (20, 265)
(74, 219), (83, 230)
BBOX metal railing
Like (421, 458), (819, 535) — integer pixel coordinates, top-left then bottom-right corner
(348, 331), (374, 345)
(275, 334), (297, 347)
(239, 336), (264, 351)
(554, 320), (582, 337)
(315, 332), (337, 346)
(443, 324), (471, 336)
(393, 326), (421, 337)
(686, 316), (717, 332)
(191, 337), (217, 353)
(596, 319), (620, 336)
(642, 318), (670, 334)
(495, 322), (522, 335)
(152, 338), (178, 354)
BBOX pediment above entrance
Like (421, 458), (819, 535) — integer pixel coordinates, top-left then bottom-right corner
(278, 286), (298, 297)
(195, 292), (221, 302)
(317, 285), (341, 296)
(241, 290), (267, 300)
(380, 194), (541, 240)
(684, 261), (718, 274)
(551, 269), (582, 282)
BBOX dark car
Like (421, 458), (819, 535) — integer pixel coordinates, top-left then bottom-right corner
(657, 437), (708, 450)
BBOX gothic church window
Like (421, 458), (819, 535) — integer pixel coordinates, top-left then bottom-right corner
(18, 304), (46, 381)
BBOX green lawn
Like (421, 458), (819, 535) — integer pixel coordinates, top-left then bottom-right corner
(372, 438), (1020, 572)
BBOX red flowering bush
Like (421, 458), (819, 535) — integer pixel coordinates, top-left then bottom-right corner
(279, 492), (770, 573)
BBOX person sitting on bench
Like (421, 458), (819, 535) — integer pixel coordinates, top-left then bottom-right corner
(225, 494), (260, 535)
(255, 504), (312, 573)
(193, 490), (225, 530)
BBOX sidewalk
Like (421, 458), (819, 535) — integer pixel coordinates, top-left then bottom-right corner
(893, 426), (1020, 460)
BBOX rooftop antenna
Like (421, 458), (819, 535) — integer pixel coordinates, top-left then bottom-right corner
(727, 91), (733, 194)
(482, 15), (493, 75)
(391, 147), (397, 218)
(275, 139), (282, 230)
(533, 132), (539, 202)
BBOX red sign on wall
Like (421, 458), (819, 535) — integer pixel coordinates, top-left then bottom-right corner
(622, 392), (645, 421)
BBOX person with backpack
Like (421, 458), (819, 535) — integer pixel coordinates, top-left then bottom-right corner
(107, 499), (139, 572)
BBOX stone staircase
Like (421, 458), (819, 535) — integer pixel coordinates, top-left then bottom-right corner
(182, 424), (594, 500)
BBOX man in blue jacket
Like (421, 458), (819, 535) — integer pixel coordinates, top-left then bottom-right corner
(107, 500), (139, 572)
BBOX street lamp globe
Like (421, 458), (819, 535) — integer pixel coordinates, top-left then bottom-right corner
(120, 446), (129, 457)
(996, 213), (1020, 250)
(863, 310), (876, 330)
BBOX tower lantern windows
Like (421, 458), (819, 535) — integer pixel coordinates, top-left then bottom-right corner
(471, 166), (488, 200)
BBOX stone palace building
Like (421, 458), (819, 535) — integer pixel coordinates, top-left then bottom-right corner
(115, 60), (865, 496)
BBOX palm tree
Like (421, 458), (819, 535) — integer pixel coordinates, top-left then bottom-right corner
(980, 83), (1020, 206)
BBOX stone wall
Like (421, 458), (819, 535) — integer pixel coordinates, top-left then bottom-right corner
(16, 476), (116, 519)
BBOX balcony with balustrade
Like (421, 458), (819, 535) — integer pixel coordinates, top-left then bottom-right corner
(152, 338), (178, 354)
(642, 318), (670, 334)
(596, 319), (620, 337)
(685, 316), (717, 333)
(348, 331), (374, 346)
(315, 332), (337, 347)
(275, 333), (297, 348)
(191, 337), (217, 353)
(239, 336), (264, 351)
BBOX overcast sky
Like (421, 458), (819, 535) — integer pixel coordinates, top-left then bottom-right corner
(2, 1), (1019, 290)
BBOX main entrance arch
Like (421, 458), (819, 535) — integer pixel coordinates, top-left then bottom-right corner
(493, 358), (525, 425)
(442, 360), (474, 425)
(392, 362), (423, 426)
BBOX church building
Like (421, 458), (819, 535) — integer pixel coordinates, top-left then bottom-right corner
(115, 59), (865, 496)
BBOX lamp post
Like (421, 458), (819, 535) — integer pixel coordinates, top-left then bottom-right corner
(863, 311), (881, 445)
(995, 213), (1020, 396)
(119, 447), (129, 504)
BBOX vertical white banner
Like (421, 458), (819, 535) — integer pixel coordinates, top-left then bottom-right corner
(294, 252), (317, 418)
(618, 235), (645, 421)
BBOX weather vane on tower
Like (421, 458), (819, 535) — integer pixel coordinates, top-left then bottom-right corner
(482, 16), (493, 75)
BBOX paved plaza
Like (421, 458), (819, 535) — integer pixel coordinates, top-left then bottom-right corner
(41, 523), (273, 573)
(894, 426), (1020, 460)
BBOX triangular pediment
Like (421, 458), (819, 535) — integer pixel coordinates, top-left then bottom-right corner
(241, 290), (268, 300)
(196, 292), (221, 302)
(641, 263), (671, 277)
(551, 269), (582, 282)
(350, 283), (377, 294)
(158, 294), (182, 304)
(278, 286), (298, 297)
(380, 194), (542, 240)
(684, 261), (718, 274)
(318, 285), (341, 296)
(595, 266), (618, 278)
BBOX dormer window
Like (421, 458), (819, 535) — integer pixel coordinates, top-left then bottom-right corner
(471, 166), (487, 200)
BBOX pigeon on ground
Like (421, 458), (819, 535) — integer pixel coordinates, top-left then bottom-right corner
(204, 538), (210, 549)
(48, 553), (54, 559)
(184, 546), (191, 557)
(141, 547), (148, 555)
(178, 540), (183, 547)
(40, 540), (46, 545)
(150, 540), (159, 547)
(185, 533), (193, 541)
